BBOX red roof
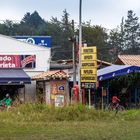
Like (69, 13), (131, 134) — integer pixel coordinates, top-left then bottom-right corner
(32, 70), (69, 80)
(115, 55), (140, 66)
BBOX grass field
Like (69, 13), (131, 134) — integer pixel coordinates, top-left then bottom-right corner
(0, 104), (140, 140)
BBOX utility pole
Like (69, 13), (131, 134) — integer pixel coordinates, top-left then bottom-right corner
(72, 20), (77, 86)
(78, 0), (82, 102)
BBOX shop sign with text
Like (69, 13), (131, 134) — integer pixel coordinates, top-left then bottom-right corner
(0, 55), (36, 68)
(13, 36), (51, 48)
(80, 46), (97, 83)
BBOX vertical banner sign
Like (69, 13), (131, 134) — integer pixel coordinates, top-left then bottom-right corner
(80, 46), (97, 88)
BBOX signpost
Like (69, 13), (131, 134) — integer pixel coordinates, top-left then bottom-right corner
(80, 46), (97, 108)
(81, 46), (97, 83)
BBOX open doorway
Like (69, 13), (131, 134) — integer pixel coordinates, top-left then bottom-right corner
(0, 85), (25, 104)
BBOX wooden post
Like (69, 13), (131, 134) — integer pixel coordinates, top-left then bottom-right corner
(101, 87), (104, 110)
(88, 89), (91, 108)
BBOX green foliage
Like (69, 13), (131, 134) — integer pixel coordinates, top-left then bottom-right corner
(124, 10), (140, 54)
(1, 9), (140, 61)
(110, 73), (140, 92)
(0, 104), (140, 140)
(21, 11), (45, 28)
(1, 103), (140, 122)
(82, 23), (110, 61)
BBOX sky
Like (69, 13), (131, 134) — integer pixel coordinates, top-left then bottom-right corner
(0, 0), (140, 30)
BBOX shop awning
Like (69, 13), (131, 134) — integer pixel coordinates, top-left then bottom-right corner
(97, 65), (140, 81)
(0, 68), (31, 84)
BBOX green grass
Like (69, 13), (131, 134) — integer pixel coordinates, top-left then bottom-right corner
(0, 104), (140, 140)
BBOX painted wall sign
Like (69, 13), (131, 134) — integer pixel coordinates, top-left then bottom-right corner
(0, 55), (36, 68)
(13, 36), (52, 48)
(21, 55), (36, 68)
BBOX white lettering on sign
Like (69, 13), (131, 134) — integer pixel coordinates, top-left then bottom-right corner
(0, 62), (16, 68)
(0, 56), (12, 61)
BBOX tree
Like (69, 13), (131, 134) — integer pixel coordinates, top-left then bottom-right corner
(82, 22), (110, 61)
(0, 23), (7, 35)
(60, 9), (74, 60)
(108, 18), (125, 62)
(123, 10), (140, 54)
(37, 17), (64, 60)
(21, 11), (45, 28)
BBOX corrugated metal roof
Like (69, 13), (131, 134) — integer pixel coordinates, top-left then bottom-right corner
(115, 55), (140, 66)
(32, 70), (69, 80)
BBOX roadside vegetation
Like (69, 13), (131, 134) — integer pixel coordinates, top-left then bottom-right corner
(0, 104), (140, 140)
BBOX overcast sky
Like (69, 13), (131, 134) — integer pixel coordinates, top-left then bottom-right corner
(0, 0), (140, 29)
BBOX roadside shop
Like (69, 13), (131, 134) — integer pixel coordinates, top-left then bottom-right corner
(32, 70), (69, 106)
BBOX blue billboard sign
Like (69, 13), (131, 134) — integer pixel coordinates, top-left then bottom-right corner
(13, 36), (52, 48)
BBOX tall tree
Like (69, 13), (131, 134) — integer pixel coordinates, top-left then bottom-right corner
(82, 22), (109, 61)
(21, 11), (45, 28)
(38, 17), (64, 60)
(57, 9), (74, 60)
(123, 10), (140, 54)
(108, 18), (125, 62)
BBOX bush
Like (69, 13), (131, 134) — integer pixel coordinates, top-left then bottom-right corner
(0, 104), (140, 123)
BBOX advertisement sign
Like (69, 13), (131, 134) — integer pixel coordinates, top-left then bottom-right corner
(0, 55), (36, 68)
(21, 55), (36, 68)
(81, 83), (95, 89)
(55, 95), (64, 107)
(81, 75), (97, 82)
(13, 36), (51, 48)
(81, 61), (97, 68)
(81, 46), (97, 84)
(81, 68), (97, 75)
(51, 83), (58, 94)
(81, 54), (97, 61)
(81, 47), (96, 54)
(0, 55), (20, 68)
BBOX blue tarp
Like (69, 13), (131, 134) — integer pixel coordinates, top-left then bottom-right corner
(97, 65), (140, 81)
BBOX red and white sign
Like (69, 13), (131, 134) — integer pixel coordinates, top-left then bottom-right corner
(0, 55), (36, 68)
(0, 55), (20, 68)
(21, 55), (36, 68)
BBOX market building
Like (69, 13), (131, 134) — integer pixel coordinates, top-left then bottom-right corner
(0, 34), (51, 103)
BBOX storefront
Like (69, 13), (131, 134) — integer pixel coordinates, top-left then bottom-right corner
(0, 34), (51, 102)
(32, 70), (69, 106)
(0, 68), (31, 102)
(97, 65), (140, 109)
